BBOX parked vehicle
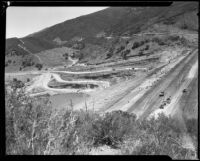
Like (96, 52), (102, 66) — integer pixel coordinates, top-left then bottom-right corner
(166, 97), (171, 103)
(159, 104), (164, 109)
(163, 101), (167, 106)
(159, 91), (164, 97)
(182, 89), (187, 93)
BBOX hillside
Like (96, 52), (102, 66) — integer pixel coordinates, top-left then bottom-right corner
(27, 2), (198, 41)
(5, 2), (198, 71)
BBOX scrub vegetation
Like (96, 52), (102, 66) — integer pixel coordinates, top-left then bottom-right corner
(5, 80), (197, 158)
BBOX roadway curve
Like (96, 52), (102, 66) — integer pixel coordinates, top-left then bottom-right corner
(51, 73), (110, 88)
(26, 72), (110, 96)
(5, 65), (138, 96)
(5, 66), (135, 76)
(24, 65), (147, 96)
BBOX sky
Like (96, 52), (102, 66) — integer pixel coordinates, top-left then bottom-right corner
(6, 7), (108, 38)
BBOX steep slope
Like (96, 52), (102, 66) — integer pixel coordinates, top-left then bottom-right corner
(20, 37), (57, 53)
(27, 7), (129, 41)
(6, 38), (29, 56)
(110, 2), (198, 35)
(27, 2), (198, 41)
(5, 2), (198, 71)
(6, 37), (56, 54)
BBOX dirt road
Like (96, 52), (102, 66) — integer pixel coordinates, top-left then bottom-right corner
(26, 72), (109, 96)
(18, 39), (43, 63)
(133, 49), (198, 119)
(74, 49), (197, 119)
(5, 65), (136, 76)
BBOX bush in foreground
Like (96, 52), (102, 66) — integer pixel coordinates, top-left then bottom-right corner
(5, 82), (197, 158)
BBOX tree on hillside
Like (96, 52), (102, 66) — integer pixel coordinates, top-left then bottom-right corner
(116, 46), (125, 54)
(63, 53), (69, 60)
(71, 53), (76, 59)
(22, 59), (34, 68)
(138, 51), (144, 56)
(106, 52), (113, 59)
(122, 49), (130, 60)
(11, 78), (25, 90)
(132, 42), (140, 49)
(35, 63), (43, 70)
(144, 45), (149, 50)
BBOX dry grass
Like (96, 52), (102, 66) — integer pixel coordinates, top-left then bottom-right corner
(5, 80), (197, 157)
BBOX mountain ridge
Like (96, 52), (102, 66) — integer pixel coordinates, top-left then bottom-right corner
(5, 2), (198, 71)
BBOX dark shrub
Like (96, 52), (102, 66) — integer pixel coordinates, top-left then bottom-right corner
(138, 51), (144, 56)
(168, 35), (180, 42)
(63, 53), (68, 60)
(5, 83), (53, 154)
(116, 46), (125, 54)
(132, 42), (140, 49)
(122, 50), (130, 60)
(139, 41), (145, 46)
(35, 63), (43, 70)
(144, 45), (149, 50)
(106, 52), (113, 59)
(179, 37), (188, 45)
(78, 52), (84, 60)
(22, 59), (34, 68)
(185, 118), (197, 137)
(181, 23), (188, 29)
(89, 111), (136, 147)
(163, 18), (176, 25)
(152, 37), (166, 45)
(8, 60), (12, 64)
(11, 78), (25, 89)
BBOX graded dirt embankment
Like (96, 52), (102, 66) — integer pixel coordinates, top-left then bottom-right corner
(6, 64), (143, 97)
(145, 50), (197, 120)
(74, 48), (197, 121)
(26, 72), (109, 96)
(108, 51), (190, 113)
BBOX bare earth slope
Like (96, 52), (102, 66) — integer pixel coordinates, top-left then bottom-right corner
(74, 49), (198, 121)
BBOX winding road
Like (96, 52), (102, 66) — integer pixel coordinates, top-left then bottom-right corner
(25, 72), (110, 96)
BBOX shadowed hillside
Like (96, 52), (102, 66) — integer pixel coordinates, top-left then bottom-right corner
(5, 2), (198, 70)
(25, 2), (198, 41)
